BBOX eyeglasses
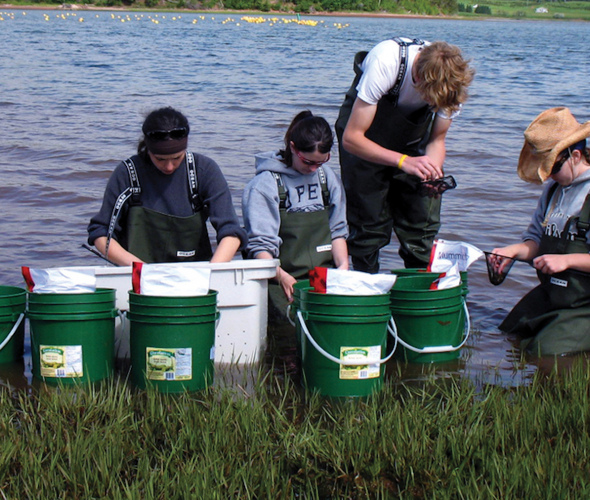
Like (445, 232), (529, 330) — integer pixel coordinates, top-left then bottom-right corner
(551, 152), (570, 176)
(419, 175), (457, 197)
(145, 127), (189, 141)
(294, 149), (330, 167)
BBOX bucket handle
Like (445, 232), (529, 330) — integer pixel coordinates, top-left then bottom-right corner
(286, 304), (296, 327)
(118, 309), (127, 330)
(393, 301), (471, 354)
(297, 310), (398, 366)
(0, 313), (25, 352)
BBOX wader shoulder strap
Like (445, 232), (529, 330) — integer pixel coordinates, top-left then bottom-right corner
(576, 191), (590, 238)
(550, 183), (590, 253)
(387, 37), (426, 106)
(105, 158), (141, 259)
(185, 151), (204, 212)
(272, 169), (330, 211)
(317, 167), (330, 208)
(271, 172), (288, 211)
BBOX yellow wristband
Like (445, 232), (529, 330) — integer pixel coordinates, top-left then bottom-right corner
(398, 155), (408, 169)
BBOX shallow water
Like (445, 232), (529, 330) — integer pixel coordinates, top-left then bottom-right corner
(1, 10), (589, 388)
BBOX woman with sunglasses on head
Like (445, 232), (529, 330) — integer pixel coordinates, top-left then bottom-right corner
(88, 106), (247, 266)
(242, 111), (349, 308)
(492, 107), (590, 356)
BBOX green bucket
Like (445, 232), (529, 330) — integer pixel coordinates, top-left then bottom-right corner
(390, 275), (464, 312)
(28, 307), (117, 385)
(128, 291), (217, 317)
(0, 286), (26, 364)
(28, 288), (117, 314)
(391, 268), (469, 298)
(303, 291), (391, 317)
(389, 275), (470, 363)
(128, 291), (218, 393)
(296, 290), (395, 398)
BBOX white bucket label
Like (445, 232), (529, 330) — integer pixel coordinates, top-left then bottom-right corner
(339, 346), (380, 380)
(146, 347), (192, 381)
(40, 345), (83, 378)
(316, 244), (332, 253)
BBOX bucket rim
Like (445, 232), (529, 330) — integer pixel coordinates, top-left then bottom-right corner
(27, 288), (116, 302)
(27, 309), (119, 321)
(128, 290), (218, 300)
(0, 286), (27, 297)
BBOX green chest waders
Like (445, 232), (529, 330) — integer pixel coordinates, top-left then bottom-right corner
(500, 190), (590, 355)
(273, 169), (334, 279)
(105, 152), (213, 264)
(335, 38), (440, 272)
(268, 170), (333, 323)
(123, 206), (212, 263)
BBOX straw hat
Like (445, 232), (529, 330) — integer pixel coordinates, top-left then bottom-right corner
(517, 107), (590, 184)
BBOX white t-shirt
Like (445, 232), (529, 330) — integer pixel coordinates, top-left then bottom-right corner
(356, 38), (460, 121)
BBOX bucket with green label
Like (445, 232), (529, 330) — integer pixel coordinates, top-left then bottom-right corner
(27, 288), (117, 384)
(296, 289), (396, 398)
(128, 290), (218, 393)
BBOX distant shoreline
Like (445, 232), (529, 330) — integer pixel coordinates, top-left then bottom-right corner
(0, 3), (466, 20)
(2, 3), (584, 22)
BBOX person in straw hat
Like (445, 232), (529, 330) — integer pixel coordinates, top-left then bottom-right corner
(493, 107), (590, 356)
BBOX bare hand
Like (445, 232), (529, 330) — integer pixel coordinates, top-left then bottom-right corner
(277, 267), (297, 302)
(533, 254), (569, 275)
(399, 155), (443, 180)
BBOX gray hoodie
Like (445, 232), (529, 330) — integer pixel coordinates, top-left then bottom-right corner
(242, 151), (348, 259)
(523, 169), (590, 245)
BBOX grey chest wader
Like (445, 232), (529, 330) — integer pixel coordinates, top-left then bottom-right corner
(500, 188), (590, 355)
(105, 152), (213, 264)
(335, 38), (440, 272)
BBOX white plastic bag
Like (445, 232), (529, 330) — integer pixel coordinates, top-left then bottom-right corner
(428, 239), (484, 273)
(132, 262), (211, 296)
(309, 267), (396, 295)
(430, 264), (462, 290)
(22, 266), (97, 294)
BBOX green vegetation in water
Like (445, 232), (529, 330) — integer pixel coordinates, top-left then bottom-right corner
(2, 360), (590, 498)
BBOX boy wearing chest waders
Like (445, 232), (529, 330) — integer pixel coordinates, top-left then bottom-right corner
(242, 111), (349, 321)
(335, 37), (475, 273)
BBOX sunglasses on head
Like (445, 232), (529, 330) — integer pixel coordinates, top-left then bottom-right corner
(145, 127), (189, 141)
(294, 149), (330, 167)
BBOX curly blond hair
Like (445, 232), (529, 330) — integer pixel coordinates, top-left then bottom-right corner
(413, 42), (475, 114)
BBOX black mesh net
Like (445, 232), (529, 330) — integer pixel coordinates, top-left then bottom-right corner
(484, 252), (517, 286)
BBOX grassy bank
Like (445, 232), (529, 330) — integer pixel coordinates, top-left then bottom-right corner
(1, 361), (590, 498)
(459, 0), (590, 21)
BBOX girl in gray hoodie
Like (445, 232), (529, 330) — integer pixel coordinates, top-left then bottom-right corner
(243, 111), (349, 304)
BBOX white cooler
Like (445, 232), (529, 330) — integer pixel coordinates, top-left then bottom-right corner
(89, 259), (278, 364)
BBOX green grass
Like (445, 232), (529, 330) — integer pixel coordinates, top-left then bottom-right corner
(460, 0), (590, 21)
(2, 360), (590, 498)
